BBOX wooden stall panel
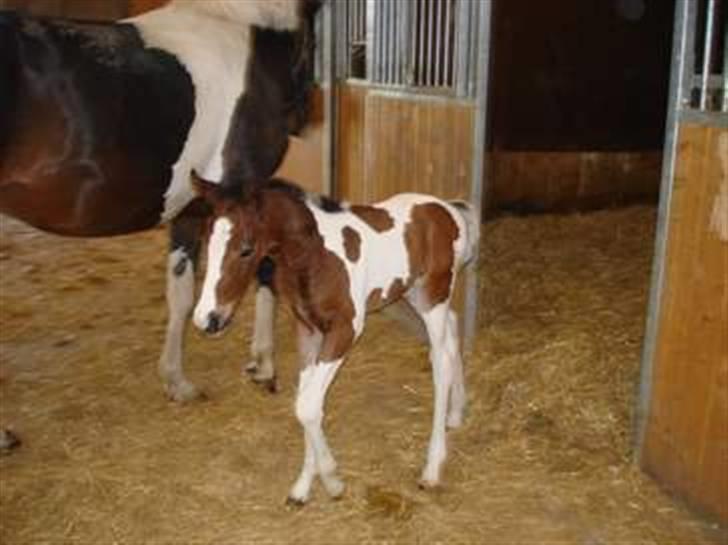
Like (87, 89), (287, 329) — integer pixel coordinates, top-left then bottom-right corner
(337, 84), (369, 202)
(489, 151), (662, 212)
(364, 91), (473, 203)
(642, 124), (728, 523)
(337, 85), (473, 204)
(275, 89), (325, 194)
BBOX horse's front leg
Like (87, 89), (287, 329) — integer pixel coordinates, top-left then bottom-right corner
(159, 208), (205, 402)
(245, 257), (278, 392)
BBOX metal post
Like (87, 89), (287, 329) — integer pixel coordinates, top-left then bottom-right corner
(463, 0), (492, 347)
(700, 0), (717, 110)
(366, 0), (375, 82)
(455, 0), (473, 98)
(635, 0), (697, 463)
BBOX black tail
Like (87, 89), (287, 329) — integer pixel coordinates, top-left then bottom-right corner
(0, 11), (20, 158)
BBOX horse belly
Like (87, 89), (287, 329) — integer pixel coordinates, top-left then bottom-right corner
(0, 16), (196, 237)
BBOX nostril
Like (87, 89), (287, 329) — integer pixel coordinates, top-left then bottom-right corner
(205, 313), (221, 334)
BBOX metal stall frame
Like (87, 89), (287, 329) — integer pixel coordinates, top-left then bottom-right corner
(635, 0), (728, 461)
(319, 0), (493, 347)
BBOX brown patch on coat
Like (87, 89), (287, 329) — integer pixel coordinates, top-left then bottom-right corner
(254, 185), (357, 363)
(342, 226), (361, 263)
(404, 203), (460, 310)
(351, 205), (395, 232)
(365, 278), (409, 313)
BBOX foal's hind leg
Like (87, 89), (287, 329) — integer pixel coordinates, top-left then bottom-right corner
(407, 292), (455, 488)
(159, 209), (205, 402)
(446, 310), (467, 429)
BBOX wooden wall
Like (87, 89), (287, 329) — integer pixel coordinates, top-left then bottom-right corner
(275, 89), (325, 194)
(488, 151), (663, 213)
(641, 124), (728, 523)
(337, 84), (474, 204)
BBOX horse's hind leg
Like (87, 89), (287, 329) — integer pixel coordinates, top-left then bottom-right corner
(244, 256), (277, 391)
(159, 208), (205, 402)
(245, 282), (278, 392)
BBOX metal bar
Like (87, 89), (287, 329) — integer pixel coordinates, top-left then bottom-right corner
(366, 0), (375, 82)
(700, 0), (718, 110)
(464, 0), (492, 348)
(419, 0), (427, 86)
(408, 0), (418, 85)
(434, 0), (442, 86)
(387, 0), (397, 85)
(635, 0), (697, 463)
(444, 0), (452, 88)
(455, 0), (470, 97)
(425, 0), (435, 87)
(376, 0), (383, 83)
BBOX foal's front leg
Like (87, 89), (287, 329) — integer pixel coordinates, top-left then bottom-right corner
(158, 211), (205, 402)
(288, 324), (346, 505)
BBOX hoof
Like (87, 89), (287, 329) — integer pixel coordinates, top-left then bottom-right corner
(253, 376), (278, 394)
(321, 475), (345, 499)
(417, 478), (441, 491)
(285, 496), (307, 509)
(165, 381), (206, 403)
(244, 360), (260, 375)
(0, 429), (21, 454)
(447, 414), (463, 429)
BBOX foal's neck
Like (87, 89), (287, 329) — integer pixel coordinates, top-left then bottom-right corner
(258, 184), (327, 264)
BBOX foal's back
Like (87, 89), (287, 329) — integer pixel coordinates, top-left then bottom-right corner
(302, 191), (476, 322)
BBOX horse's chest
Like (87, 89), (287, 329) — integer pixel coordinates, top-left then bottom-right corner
(131, 16), (251, 222)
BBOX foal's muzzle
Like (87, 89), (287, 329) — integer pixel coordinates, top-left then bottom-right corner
(202, 312), (230, 336)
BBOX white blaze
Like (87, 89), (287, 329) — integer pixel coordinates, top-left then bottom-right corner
(194, 217), (233, 329)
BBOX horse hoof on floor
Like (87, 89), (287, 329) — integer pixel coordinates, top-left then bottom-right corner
(417, 478), (441, 491)
(0, 429), (21, 454)
(166, 381), (206, 403)
(285, 495), (307, 509)
(252, 375), (278, 394)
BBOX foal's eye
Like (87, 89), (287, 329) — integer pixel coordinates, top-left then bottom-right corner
(240, 245), (254, 259)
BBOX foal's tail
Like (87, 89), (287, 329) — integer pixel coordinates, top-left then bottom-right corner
(449, 200), (481, 267)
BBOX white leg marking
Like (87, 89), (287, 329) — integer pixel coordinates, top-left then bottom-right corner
(446, 310), (467, 429)
(159, 248), (201, 402)
(289, 360), (344, 503)
(409, 299), (453, 487)
(246, 286), (277, 384)
(193, 217), (232, 330)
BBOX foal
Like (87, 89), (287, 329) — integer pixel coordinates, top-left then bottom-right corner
(193, 179), (479, 504)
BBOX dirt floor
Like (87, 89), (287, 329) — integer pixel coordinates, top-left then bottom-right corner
(0, 206), (725, 544)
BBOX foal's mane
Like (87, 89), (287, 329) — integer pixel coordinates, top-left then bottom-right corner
(262, 179), (345, 214)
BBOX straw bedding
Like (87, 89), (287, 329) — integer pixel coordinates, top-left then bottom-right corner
(0, 206), (724, 544)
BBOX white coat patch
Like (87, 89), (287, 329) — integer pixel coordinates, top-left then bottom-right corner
(194, 217), (232, 328)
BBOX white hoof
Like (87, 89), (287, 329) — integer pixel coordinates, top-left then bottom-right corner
(321, 474), (345, 499)
(165, 380), (205, 403)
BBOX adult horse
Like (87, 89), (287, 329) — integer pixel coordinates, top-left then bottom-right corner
(0, 0), (321, 450)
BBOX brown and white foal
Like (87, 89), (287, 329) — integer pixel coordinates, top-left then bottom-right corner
(193, 179), (479, 504)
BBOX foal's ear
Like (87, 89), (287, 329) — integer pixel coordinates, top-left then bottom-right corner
(191, 173), (220, 204)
